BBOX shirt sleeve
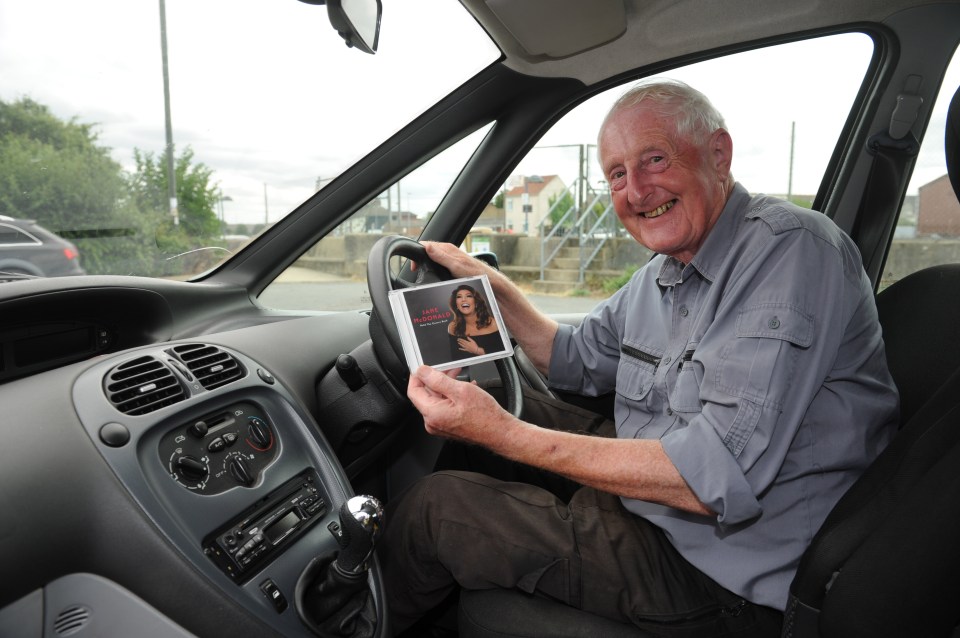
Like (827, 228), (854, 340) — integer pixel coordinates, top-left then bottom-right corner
(548, 279), (632, 395)
(662, 217), (865, 525)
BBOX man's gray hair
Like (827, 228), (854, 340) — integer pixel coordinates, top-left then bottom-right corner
(601, 79), (727, 145)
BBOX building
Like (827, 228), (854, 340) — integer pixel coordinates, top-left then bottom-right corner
(502, 175), (567, 235)
(475, 203), (506, 232)
(917, 174), (960, 236)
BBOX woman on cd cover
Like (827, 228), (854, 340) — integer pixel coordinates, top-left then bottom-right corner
(447, 284), (504, 360)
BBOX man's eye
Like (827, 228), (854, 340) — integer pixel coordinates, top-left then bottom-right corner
(645, 155), (669, 173)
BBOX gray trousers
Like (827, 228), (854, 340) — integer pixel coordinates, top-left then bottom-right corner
(379, 387), (783, 636)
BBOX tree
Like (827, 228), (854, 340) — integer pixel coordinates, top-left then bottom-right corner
(548, 191), (576, 228)
(0, 98), (226, 276)
(129, 146), (221, 240)
(0, 97), (154, 274)
(0, 98), (126, 230)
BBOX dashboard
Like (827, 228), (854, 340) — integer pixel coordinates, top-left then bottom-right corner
(0, 277), (401, 637)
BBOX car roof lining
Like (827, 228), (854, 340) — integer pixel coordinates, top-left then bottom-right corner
(463, 0), (949, 85)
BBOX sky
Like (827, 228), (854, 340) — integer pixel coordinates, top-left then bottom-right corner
(1, 0), (957, 227)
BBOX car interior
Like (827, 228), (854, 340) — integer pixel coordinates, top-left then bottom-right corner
(1, 0), (960, 637)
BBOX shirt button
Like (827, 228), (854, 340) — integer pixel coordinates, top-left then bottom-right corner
(678, 305), (689, 317)
(666, 408), (674, 416)
(768, 317), (781, 329)
(662, 356), (671, 366)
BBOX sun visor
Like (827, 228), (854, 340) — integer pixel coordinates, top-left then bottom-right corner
(485, 0), (627, 59)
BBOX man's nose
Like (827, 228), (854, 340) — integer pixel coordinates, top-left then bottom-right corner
(625, 166), (655, 209)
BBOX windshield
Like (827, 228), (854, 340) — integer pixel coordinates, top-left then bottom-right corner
(0, 0), (498, 279)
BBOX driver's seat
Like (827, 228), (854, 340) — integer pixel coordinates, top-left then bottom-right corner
(457, 84), (960, 638)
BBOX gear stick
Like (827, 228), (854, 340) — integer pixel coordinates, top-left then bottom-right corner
(331, 495), (385, 574)
(295, 495), (384, 637)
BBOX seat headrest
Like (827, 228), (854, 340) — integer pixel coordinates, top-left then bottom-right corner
(947, 84), (960, 200)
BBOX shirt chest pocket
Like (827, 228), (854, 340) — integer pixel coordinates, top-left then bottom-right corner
(615, 347), (658, 437)
(718, 304), (814, 404)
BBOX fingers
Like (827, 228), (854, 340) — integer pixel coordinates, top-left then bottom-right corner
(414, 364), (458, 395)
(422, 241), (487, 278)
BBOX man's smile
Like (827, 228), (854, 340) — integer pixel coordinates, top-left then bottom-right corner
(643, 199), (676, 218)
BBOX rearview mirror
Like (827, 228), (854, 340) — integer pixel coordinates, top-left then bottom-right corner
(298, 0), (381, 54)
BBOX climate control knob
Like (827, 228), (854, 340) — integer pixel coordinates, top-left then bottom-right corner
(227, 454), (254, 486)
(247, 416), (272, 449)
(173, 454), (209, 486)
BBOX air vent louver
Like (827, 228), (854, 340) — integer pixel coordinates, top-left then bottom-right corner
(53, 605), (91, 636)
(172, 344), (245, 390)
(105, 356), (185, 415)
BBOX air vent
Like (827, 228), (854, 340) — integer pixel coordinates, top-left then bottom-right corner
(171, 344), (245, 390)
(105, 356), (186, 415)
(53, 605), (91, 636)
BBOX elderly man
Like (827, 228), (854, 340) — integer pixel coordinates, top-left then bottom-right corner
(379, 80), (899, 637)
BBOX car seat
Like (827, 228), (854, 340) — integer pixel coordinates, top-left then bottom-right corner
(457, 84), (960, 638)
(780, 83), (960, 638)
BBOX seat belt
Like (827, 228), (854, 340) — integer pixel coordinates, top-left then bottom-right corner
(852, 75), (923, 284)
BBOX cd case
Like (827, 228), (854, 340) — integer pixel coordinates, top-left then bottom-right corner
(388, 274), (513, 372)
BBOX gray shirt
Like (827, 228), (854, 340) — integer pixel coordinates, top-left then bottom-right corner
(548, 183), (899, 610)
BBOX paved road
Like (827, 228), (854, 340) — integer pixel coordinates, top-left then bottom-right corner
(259, 268), (606, 314)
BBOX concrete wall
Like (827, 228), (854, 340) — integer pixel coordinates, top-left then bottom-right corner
(883, 238), (960, 285)
(294, 233), (960, 289)
(295, 233), (382, 278)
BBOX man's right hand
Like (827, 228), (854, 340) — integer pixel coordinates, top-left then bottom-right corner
(420, 241), (493, 279)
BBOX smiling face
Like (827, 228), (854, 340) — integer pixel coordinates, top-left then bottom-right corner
(599, 104), (733, 264)
(454, 288), (476, 316)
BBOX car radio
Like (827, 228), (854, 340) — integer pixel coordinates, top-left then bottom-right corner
(203, 469), (327, 582)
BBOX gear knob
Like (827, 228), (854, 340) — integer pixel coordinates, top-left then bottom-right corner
(333, 495), (384, 575)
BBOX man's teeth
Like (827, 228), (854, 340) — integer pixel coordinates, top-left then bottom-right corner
(643, 200), (675, 218)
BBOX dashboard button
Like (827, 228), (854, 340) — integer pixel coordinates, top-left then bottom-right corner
(259, 579), (287, 613)
(99, 422), (130, 447)
(188, 420), (208, 438)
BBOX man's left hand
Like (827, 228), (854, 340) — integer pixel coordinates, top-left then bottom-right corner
(407, 365), (513, 447)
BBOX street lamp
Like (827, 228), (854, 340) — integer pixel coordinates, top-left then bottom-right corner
(217, 191), (233, 234)
(158, 0), (178, 226)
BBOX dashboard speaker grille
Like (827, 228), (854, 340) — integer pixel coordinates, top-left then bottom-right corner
(171, 344), (245, 390)
(105, 356), (186, 415)
(53, 605), (91, 636)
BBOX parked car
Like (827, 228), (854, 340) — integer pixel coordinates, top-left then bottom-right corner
(0, 216), (84, 279)
(1, 0), (959, 637)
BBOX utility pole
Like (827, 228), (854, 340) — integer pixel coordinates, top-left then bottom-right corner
(158, 0), (178, 225)
(788, 121), (795, 200)
(263, 183), (269, 225)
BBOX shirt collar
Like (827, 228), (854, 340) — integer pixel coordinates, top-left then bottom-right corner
(657, 182), (750, 286)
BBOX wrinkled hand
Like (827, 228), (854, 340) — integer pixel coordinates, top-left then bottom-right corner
(417, 241), (493, 279)
(406, 365), (511, 447)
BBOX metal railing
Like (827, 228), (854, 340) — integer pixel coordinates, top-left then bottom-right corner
(537, 180), (618, 283)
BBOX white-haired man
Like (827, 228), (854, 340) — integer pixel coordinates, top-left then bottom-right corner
(380, 80), (899, 637)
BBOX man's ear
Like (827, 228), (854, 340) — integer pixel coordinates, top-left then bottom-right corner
(710, 128), (733, 176)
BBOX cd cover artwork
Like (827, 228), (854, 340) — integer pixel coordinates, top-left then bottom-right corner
(388, 274), (513, 372)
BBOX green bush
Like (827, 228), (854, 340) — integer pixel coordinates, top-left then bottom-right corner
(602, 265), (639, 294)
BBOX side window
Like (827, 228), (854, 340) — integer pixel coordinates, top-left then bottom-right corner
(258, 126), (491, 311)
(883, 48), (960, 288)
(469, 34), (874, 314)
(0, 224), (38, 245)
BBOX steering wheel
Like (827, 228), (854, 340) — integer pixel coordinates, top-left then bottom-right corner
(366, 235), (523, 418)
